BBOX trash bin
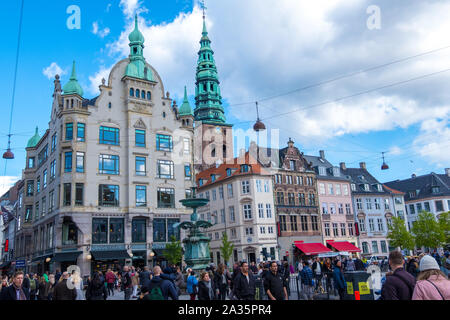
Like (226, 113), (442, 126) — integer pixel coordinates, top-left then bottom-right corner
(343, 271), (374, 300)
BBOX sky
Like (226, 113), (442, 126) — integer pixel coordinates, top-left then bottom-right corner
(0, 0), (449, 196)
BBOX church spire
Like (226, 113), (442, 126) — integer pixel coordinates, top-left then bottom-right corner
(194, 3), (226, 125)
(62, 61), (84, 96)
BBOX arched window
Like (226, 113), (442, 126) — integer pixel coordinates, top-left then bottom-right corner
(162, 112), (166, 118)
(141, 90), (145, 99)
(223, 145), (227, 158)
(203, 83), (207, 92)
(130, 88), (134, 97)
(71, 99), (74, 108)
(136, 89), (140, 98)
(147, 91), (151, 100)
(108, 102), (112, 109)
(210, 83), (214, 91)
(211, 145), (216, 158)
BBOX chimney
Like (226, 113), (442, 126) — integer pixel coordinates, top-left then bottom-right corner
(319, 150), (325, 159)
(446, 168), (450, 177)
(359, 162), (366, 170)
(411, 173), (416, 179)
(340, 162), (346, 170)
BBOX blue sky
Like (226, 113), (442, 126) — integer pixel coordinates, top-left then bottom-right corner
(1, 0), (449, 195)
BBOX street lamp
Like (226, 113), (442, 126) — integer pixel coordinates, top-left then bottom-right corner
(45, 257), (51, 263)
(86, 254), (92, 260)
(149, 251), (155, 257)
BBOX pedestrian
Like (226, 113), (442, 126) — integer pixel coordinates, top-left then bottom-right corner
(43, 271), (49, 283)
(131, 269), (139, 298)
(250, 262), (258, 274)
(121, 266), (133, 300)
(406, 256), (420, 278)
(37, 276), (48, 300)
(175, 266), (185, 295)
(264, 261), (288, 300)
(297, 259), (303, 273)
(322, 258), (333, 292)
(186, 270), (198, 300)
(53, 272), (77, 300)
(380, 251), (416, 300)
(147, 266), (178, 300)
(332, 260), (346, 300)
(105, 268), (116, 297)
(28, 273), (37, 300)
(346, 256), (356, 271)
(312, 257), (322, 291)
(1, 276), (8, 292)
(198, 271), (217, 300)
(0, 271), (29, 300)
(233, 262), (256, 300)
(47, 274), (56, 300)
(412, 255), (450, 300)
(300, 261), (314, 299)
(54, 269), (62, 284)
(214, 263), (230, 300)
(86, 272), (107, 300)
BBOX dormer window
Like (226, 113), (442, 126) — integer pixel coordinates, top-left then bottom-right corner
(226, 168), (232, 177)
(319, 167), (326, 176)
(364, 184), (370, 191)
(211, 174), (216, 182)
(409, 191), (416, 198)
(432, 186), (440, 194)
(240, 165), (250, 173)
(377, 184), (383, 192)
(333, 167), (340, 177)
(198, 179), (204, 187)
(289, 160), (295, 170)
(351, 184), (356, 191)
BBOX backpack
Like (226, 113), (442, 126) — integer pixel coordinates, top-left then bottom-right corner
(29, 279), (36, 291)
(148, 282), (164, 300)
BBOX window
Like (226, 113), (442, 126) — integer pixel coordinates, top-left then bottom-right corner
(63, 222), (78, 245)
(157, 160), (174, 179)
(409, 204), (415, 214)
(229, 206), (235, 222)
(432, 186), (440, 194)
(28, 157), (35, 169)
(280, 215), (287, 231)
(227, 183), (233, 198)
(243, 204), (252, 219)
(351, 184), (356, 191)
(136, 89), (140, 97)
(324, 223), (330, 237)
(240, 165), (249, 173)
(384, 198), (390, 210)
(51, 133), (57, 152)
(110, 218), (124, 243)
(156, 134), (173, 151)
(318, 183), (325, 195)
(76, 152), (84, 173)
(168, 219), (180, 241)
(213, 211), (218, 224)
(364, 184), (370, 191)
(362, 242), (369, 254)
(380, 240), (387, 253)
(226, 168), (232, 177)
(288, 193), (295, 205)
(290, 215), (298, 231)
(340, 223), (346, 236)
(435, 200), (444, 212)
(256, 180), (262, 192)
(157, 188), (175, 208)
(220, 209), (225, 223)
(77, 123), (85, 142)
(50, 160), (56, 179)
(274, 174), (282, 184)
(245, 227), (253, 236)
(332, 223), (339, 236)
(264, 180), (270, 192)
(424, 202), (430, 212)
(183, 138), (190, 154)
(416, 203), (422, 213)
(258, 203), (264, 218)
(135, 156), (146, 176)
(99, 154), (119, 175)
(260, 226), (266, 234)
(135, 129), (146, 147)
(266, 204), (272, 218)
(185, 189), (192, 199)
(338, 203), (344, 214)
(268, 227), (274, 234)
(365, 198), (372, 210)
(27, 180), (34, 196)
(63, 183), (71, 206)
(372, 241), (378, 253)
(49, 190), (54, 212)
(335, 184), (341, 195)
(309, 193), (316, 206)
(289, 160), (295, 170)
(345, 203), (351, 214)
(286, 175), (293, 184)
(75, 183), (84, 206)
(241, 180), (250, 194)
(359, 218), (366, 232)
(343, 184), (349, 195)
(299, 193), (306, 206)
(231, 228), (237, 239)
(311, 216), (319, 231)
(132, 219), (146, 243)
(98, 185), (119, 207)
(99, 126), (120, 145)
(277, 192), (284, 205)
(41, 197), (46, 217)
(322, 203), (328, 214)
(329, 203), (336, 214)
(65, 123), (73, 140)
(25, 205), (32, 222)
(219, 186), (224, 199)
(319, 167), (326, 175)
(153, 219), (166, 242)
(136, 185), (147, 207)
(130, 88), (134, 97)
(64, 152), (72, 172)
(301, 216), (308, 231)
(36, 177), (41, 194)
(374, 198), (381, 210)
(348, 223), (354, 236)
(369, 218), (375, 232)
(205, 191), (210, 200)
(328, 184), (334, 195)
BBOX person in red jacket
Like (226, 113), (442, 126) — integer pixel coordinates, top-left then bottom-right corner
(105, 269), (116, 297)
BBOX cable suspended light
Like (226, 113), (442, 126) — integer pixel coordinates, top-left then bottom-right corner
(381, 152), (389, 170)
(253, 101), (266, 132)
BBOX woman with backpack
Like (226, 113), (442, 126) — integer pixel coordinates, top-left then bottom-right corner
(186, 270), (198, 300)
(412, 255), (450, 300)
(86, 272), (107, 300)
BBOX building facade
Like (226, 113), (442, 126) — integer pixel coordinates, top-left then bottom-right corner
(196, 153), (278, 265)
(303, 151), (357, 247)
(14, 16), (194, 276)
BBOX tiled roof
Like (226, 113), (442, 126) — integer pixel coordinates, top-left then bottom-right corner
(382, 184), (405, 195)
(303, 155), (350, 182)
(384, 172), (450, 201)
(196, 152), (270, 188)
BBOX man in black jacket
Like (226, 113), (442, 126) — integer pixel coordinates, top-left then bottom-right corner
(233, 262), (256, 300)
(264, 261), (288, 300)
(53, 272), (77, 300)
(0, 271), (29, 300)
(381, 251), (416, 300)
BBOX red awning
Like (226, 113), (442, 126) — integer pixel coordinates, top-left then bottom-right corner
(327, 241), (361, 253)
(294, 241), (332, 255)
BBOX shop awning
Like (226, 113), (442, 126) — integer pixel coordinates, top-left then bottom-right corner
(0, 261), (11, 268)
(91, 250), (130, 260)
(294, 241), (332, 255)
(327, 241), (361, 253)
(31, 253), (53, 262)
(53, 251), (83, 262)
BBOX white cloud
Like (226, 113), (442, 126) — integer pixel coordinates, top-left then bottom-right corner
(88, 65), (113, 95)
(119, 0), (147, 19)
(413, 117), (450, 165)
(388, 146), (403, 156)
(42, 62), (65, 80)
(92, 22), (111, 38)
(0, 176), (19, 197)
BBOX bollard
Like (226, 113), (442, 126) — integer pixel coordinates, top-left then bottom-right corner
(355, 290), (360, 300)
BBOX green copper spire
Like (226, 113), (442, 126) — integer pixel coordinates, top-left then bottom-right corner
(194, 15), (226, 124)
(62, 61), (84, 96)
(179, 86), (193, 116)
(124, 15), (153, 81)
(26, 126), (40, 148)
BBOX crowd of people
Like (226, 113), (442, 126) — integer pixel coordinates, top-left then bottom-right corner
(0, 250), (448, 301)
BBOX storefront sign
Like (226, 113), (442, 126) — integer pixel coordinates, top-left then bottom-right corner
(358, 281), (370, 295)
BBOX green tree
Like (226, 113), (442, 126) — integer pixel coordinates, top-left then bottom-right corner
(411, 211), (446, 250)
(387, 216), (415, 250)
(438, 211), (450, 245)
(219, 232), (234, 266)
(164, 235), (183, 266)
